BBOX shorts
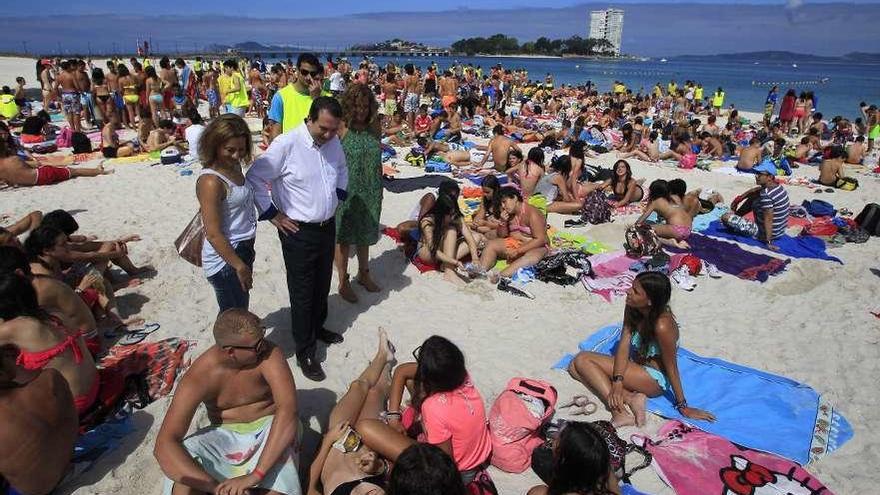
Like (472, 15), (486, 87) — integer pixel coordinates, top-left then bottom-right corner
(669, 224), (692, 241)
(149, 93), (164, 105)
(61, 92), (82, 114)
(645, 366), (671, 392)
(404, 92), (420, 113)
(207, 89), (219, 108)
(723, 213), (759, 238)
(162, 89), (174, 109)
(102, 147), (118, 158)
(504, 237), (524, 257)
(224, 105), (246, 117)
(384, 99), (397, 116)
(113, 91), (125, 109)
(35, 165), (72, 186)
(764, 103), (774, 118)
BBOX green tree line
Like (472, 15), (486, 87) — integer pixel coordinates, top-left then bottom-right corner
(451, 34), (614, 56)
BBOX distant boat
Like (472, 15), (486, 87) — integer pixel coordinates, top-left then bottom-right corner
(660, 58), (667, 63)
(575, 65), (580, 69)
(792, 63), (798, 68)
(754, 62), (759, 65)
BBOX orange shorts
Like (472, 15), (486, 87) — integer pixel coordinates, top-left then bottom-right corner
(504, 237), (523, 257)
(441, 95), (457, 110)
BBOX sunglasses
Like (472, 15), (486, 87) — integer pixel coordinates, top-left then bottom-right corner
(224, 337), (266, 353)
(412, 345), (422, 361)
(299, 68), (321, 78)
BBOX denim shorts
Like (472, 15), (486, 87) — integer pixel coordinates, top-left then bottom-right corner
(723, 213), (759, 238)
(206, 238), (255, 313)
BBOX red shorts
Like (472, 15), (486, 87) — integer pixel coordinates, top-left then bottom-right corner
(163, 89), (174, 109)
(35, 165), (72, 186)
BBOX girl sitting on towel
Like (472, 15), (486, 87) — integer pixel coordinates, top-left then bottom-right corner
(568, 271), (715, 427)
(633, 179), (693, 249)
(416, 192), (481, 285)
(470, 174), (503, 239)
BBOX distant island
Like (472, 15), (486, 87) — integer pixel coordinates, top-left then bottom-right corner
(671, 51), (880, 63)
(451, 34), (614, 57)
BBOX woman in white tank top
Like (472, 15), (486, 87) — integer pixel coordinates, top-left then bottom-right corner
(195, 114), (257, 312)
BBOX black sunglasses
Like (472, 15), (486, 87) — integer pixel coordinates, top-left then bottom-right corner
(224, 337), (266, 353)
(299, 68), (321, 78)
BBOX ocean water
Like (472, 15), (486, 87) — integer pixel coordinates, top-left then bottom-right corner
(304, 55), (880, 120)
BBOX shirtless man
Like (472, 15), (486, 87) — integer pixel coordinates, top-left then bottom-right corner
(75, 60), (94, 128)
(699, 131), (724, 158)
(701, 114), (720, 136)
(159, 57), (178, 117)
(0, 140), (109, 187)
(439, 70), (458, 113)
(101, 114), (136, 158)
(818, 145), (847, 187)
(477, 124), (521, 173)
(847, 136), (866, 165)
(154, 309), (300, 495)
(0, 346), (78, 495)
(402, 64), (421, 131)
(736, 138), (762, 171)
(381, 72), (398, 118)
(55, 60), (82, 132)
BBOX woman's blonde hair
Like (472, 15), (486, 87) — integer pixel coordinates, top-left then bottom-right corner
(198, 114), (253, 167)
(340, 83), (379, 135)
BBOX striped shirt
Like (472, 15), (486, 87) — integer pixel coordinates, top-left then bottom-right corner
(755, 184), (790, 240)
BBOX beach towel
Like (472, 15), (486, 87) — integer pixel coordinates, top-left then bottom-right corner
(465, 174), (509, 186)
(382, 174), (456, 194)
(58, 406), (136, 491)
(105, 153), (156, 165)
(100, 337), (193, 399)
(162, 415), (302, 495)
(634, 420), (835, 495)
(692, 206), (729, 232)
(553, 325), (853, 464)
(34, 154), (75, 167)
(702, 220), (842, 263)
(665, 233), (789, 282)
(548, 229), (610, 255)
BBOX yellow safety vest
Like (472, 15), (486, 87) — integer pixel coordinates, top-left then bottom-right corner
(278, 84), (316, 133)
(713, 91), (725, 107)
(193, 60), (203, 71)
(226, 73), (251, 108)
(0, 94), (18, 119)
(667, 83), (676, 94)
(695, 87), (704, 100)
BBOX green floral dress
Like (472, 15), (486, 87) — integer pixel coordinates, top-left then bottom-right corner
(336, 129), (383, 246)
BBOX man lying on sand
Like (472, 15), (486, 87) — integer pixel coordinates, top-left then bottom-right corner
(154, 309), (301, 495)
(0, 138), (111, 187)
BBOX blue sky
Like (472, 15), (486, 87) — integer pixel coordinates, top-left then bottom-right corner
(9, 0), (880, 17)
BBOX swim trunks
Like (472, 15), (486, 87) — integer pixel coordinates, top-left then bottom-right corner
(207, 89), (219, 108)
(384, 98), (397, 116)
(61, 92), (82, 114)
(404, 92), (420, 113)
(102, 147), (118, 159)
(504, 237), (524, 257)
(35, 165), (72, 186)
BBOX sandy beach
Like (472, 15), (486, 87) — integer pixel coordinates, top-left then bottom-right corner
(1, 55), (878, 495)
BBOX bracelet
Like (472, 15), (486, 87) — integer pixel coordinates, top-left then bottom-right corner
(385, 410), (402, 419)
(252, 468), (266, 481)
(612, 374), (624, 383)
(674, 399), (688, 411)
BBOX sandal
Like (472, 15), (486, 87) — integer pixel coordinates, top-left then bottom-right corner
(113, 323), (161, 345)
(560, 395), (599, 416)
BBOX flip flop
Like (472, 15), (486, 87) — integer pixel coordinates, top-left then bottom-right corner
(115, 323), (161, 345)
(560, 395), (599, 416)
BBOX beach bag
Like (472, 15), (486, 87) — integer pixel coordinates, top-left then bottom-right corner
(71, 131), (92, 154)
(580, 190), (612, 225)
(174, 212), (204, 267)
(624, 224), (662, 258)
(161, 147), (183, 164)
(835, 177), (858, 191)
(489, 378), (558, 473)
(802, 199), (836, 217)
(531, 421), (652, 484)
(30, 143), (57, 154)
(56, 126), (73, 148)
(855, 203), (880, 236)
(678, 152), (697, 169)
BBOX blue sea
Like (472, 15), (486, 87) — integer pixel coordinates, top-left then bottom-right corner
(305, 55), (880, 120)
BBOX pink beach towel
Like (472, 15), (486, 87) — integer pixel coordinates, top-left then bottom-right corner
(636, 420), (834, 495)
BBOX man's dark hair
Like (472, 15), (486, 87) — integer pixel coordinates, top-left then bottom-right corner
(492, 124), (504, 136)
(296, 53), (320, 69)
(222, 59), (238, 71)
(41, 209), (78, 235)
(0, 246), (30, 275)
(23, 225), (65, 261)
(308, 96), (343, 121)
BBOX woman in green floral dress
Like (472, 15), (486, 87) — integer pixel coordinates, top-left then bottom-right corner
(335, 83), (383, 303)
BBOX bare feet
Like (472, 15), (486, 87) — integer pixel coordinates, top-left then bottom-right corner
(356, 272), (381, 292)
(611, 411), (637, 428)
(112, 278), (143, 291)
(338, 279), (358, 303)
(442, 269), (467, 286)
(98, 164), (114, 175)
(626, 392), (648, 427)
(378, 327), (395, 363)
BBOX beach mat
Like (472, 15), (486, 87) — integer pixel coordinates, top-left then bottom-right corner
(702, 220), (842, 263)
(553, 324), (853, 465)
(383, 174), (456, 194)
(666, 233), (789, 282)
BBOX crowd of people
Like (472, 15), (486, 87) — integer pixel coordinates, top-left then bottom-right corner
(0, 48), (875, 495)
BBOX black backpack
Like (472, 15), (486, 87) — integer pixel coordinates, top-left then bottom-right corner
(71, 132), (92, 154)
(855, 203), (880, 236)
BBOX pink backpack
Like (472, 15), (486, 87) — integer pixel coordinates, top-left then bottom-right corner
(488, 378), (557, 473)
(679, 152), (697, 169)
(55, 127), (73, 148)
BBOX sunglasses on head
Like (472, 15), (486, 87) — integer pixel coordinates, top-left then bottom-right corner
(299, 68), (321, 78)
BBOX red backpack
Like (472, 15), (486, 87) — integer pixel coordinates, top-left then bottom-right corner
(488, 378), (557, 473)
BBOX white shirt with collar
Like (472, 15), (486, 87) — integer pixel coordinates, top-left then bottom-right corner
(246, 124), (348, 224)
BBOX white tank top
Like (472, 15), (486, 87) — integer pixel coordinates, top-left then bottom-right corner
(199, 168), (257, 277)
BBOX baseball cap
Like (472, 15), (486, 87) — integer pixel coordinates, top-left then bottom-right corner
(753, 159), (777, 176)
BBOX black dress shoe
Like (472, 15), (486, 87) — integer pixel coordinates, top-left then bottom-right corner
(297, 356), (326, 382)
(317, 328), (344, 345)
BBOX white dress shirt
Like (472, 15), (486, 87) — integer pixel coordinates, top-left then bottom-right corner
(246, 124), (348, 223)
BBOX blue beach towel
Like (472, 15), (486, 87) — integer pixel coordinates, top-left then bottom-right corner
(702, 220), (842, 263)
(466, 174), (509, 186)
(553, 324), (853, 465)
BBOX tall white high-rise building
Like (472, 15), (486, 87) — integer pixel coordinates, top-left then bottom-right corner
(589, 8), (624, 56)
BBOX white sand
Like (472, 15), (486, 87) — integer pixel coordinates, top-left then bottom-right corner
(1, 55), (878, 495)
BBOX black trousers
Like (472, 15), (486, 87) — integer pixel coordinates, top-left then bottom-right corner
(278, 219), (335, 359)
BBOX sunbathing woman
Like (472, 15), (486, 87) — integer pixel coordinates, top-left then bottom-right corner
(416, 193), (481, 284)
(633, 180), (693, 249)
(568, 271), (715, 427)
(618, 131), (660, 163)
(356, 335), (494, 492)
(395, 181), (460, 242)
(581, 159), (644, 207)
(531, 155), (584, 214)
(307, 329), (396, 495)
(0, 272), (99, 416)
(472, 187), (548, 281)
(470, 174), (503, 239)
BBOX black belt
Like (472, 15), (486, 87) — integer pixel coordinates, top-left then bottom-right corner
(297, 218), (335, 229)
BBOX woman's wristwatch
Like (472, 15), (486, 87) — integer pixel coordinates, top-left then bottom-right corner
(612, 374), (624, 383)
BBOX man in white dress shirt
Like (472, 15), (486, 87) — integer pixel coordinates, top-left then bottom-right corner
(246, 97), (348, 381)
